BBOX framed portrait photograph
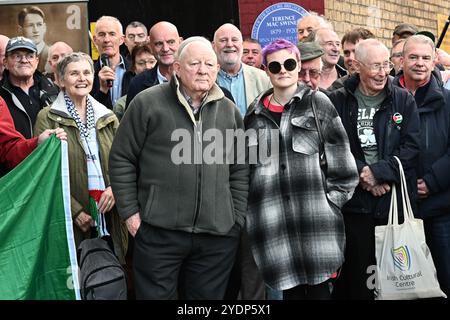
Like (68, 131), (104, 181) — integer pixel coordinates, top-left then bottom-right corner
(0, 0), (89, 73)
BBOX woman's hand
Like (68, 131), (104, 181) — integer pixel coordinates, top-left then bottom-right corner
(74, 211), (94, 232)
(37, 127), (67, 144)
(98, 186), (115, 213)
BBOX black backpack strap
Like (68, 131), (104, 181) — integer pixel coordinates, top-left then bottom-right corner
(310, 91), (327, 168)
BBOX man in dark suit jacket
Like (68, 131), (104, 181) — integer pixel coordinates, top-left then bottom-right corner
(125, 21), (182, 109)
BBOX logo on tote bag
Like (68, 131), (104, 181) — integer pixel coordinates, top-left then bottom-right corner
(392, 246), (411, 271)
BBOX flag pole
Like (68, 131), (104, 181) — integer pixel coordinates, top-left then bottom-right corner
(437, 11), (450, 48)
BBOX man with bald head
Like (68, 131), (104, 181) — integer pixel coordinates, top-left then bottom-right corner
(45, 41), (73, 83)
(0, 35), (9, 81)
(125, 21), (182, 108)
(110, 36), (248, 299)
(328, 39), (420, 299)
(213, 23), (270, 116)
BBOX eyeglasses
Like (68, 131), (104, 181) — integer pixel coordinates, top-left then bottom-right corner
(267, 58), (297, 74)
(8, 52), (36, 62)
(127, 33), (147, 41)
(357, 60), (394, 72)
(299, 69), (321, 79)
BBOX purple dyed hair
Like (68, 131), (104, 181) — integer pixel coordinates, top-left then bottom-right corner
(261, 38), (301, 66)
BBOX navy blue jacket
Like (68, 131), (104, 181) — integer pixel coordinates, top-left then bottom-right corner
(125, 65), (159, 109)
(328, 74), (421, 218)
(394, 73), (450, 218)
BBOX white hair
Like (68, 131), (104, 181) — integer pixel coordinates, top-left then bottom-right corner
(403, 35), (435, 59)
(95, 16), (123, 35)
(175, 36), (216, 61)
(355, 39), (389, 62)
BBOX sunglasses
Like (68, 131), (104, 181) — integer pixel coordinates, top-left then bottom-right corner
(267, 58), (297, 74)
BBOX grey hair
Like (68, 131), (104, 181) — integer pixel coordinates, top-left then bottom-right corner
(297, 11), (333, 30)
(95, 16), (123, 35)
(56, 52), (94, 81)
(403, 35), (435, 58)
(175, 36), (216, 61)
(126, 21), (147, 35)
(355, 39), (389, 63)
(314, 27), (339, 43)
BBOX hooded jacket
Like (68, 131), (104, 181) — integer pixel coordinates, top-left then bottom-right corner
(328, 74), (421, 218)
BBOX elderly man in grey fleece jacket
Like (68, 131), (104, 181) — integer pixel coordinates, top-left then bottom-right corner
(109, 36), (249, 300)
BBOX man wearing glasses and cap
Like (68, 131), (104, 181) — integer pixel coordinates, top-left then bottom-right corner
(0, 36), (58, 139)
(328, 39), (421, 299)
(298, 41), (324, 90)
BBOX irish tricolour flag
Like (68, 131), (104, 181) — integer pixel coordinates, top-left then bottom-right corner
(0, 136), (80, 299)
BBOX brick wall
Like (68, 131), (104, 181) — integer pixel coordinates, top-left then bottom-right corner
(239, 0), (450, 49)
(238, 0), (324, 38)
(325, 0), (450, 47)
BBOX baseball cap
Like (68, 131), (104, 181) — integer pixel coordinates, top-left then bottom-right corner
(416, 31), (436, 44)
(298, 41), (324, 62)
(5, 36), (37, 54)
(393, 23), (419, 37)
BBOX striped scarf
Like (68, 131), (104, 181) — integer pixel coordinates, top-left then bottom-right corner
(64, 94), (94, 139)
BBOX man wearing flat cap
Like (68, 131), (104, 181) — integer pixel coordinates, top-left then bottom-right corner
(298, 41), (324, 90)
(0, 36), (58, 139)
(392, 23), (418, 45)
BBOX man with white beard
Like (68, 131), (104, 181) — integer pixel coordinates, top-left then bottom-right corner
(213, 23), (270, 116)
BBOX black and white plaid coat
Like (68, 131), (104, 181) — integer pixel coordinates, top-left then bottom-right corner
(244, 85), (359, 290)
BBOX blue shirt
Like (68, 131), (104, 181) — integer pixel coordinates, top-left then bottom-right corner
(217, 66), (247, 116)
(445, 78), (450, 90)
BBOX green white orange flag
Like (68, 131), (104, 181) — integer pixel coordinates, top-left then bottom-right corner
(0, 136), (80, 299)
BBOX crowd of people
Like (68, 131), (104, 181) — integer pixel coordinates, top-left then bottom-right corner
(1, 7), (450, 300)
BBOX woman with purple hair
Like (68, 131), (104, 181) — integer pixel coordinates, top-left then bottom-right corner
(244, 38), (358, 299)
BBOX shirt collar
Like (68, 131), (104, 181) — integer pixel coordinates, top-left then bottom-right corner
(157, 67), (168, 84)
(179, 84), (208, 114)
(100, 55), (125, 69)
(219, 64), (243, 80)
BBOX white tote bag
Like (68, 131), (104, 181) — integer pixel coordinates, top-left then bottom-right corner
(375, 156), (446, 300)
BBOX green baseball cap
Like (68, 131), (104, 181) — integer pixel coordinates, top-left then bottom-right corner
(297, 41), (324, 62)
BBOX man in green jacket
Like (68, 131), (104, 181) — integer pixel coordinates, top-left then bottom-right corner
(109, 36), (249, 299)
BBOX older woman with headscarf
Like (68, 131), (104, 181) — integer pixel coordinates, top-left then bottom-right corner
(34, 52), (127, 263)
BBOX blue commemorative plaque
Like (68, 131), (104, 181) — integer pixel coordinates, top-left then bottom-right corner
(251, 2), (308, 49)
